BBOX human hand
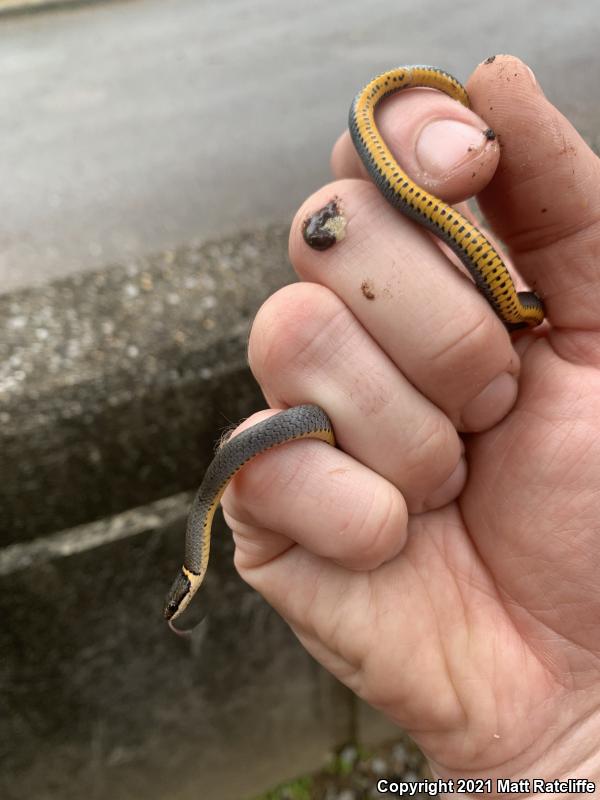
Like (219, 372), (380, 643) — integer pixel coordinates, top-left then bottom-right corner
(223, 55), (600, 786)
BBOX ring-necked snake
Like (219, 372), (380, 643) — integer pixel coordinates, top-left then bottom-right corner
(164, 65), (544, 632)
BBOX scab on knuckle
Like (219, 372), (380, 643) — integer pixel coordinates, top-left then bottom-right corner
(290, 182), (346, 256)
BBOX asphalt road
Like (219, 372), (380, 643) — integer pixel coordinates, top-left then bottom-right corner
(1, 0), (599, 293)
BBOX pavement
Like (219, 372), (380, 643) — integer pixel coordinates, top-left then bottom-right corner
(1, 0), (599, 294)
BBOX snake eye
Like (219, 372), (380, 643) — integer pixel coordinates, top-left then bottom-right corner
(163, 599), (179, 620)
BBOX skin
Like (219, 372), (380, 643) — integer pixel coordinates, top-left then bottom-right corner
(221, 55), (600, 789)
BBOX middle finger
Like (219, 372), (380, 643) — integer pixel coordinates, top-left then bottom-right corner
(290, 177), (520, 432)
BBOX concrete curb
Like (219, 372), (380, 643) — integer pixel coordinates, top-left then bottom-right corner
(1, 225), (293, 545)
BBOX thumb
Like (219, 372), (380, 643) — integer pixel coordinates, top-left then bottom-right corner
(468, 54), (600, 332)
(331, 79), (501, 205)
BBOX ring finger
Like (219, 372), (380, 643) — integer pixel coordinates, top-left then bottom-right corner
(249, 281), (465, 513)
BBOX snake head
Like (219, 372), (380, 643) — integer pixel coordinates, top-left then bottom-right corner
(163, 569), (192, 621)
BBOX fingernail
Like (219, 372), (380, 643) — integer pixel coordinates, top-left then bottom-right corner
(461, 372), (518, 431)
(416, 120), (491, 177)
(524, 63), (544, 96)
(524, 64), (537, 86)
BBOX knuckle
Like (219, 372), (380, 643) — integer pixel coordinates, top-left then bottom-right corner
(401, 414), (460, 489)
(343, 482), (407, 569)
(426, 309), (498, 373)
(249, 282), (350, 386)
